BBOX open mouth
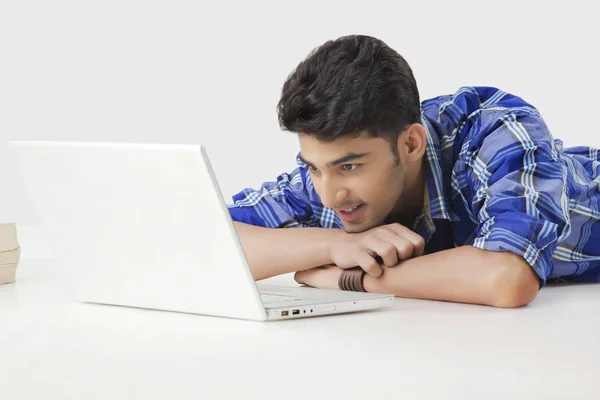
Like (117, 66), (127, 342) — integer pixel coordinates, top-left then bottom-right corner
(336, 204), (366, 222)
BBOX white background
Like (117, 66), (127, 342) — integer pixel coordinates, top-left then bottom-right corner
(1, 0), (598, 256)
(2, 4), (600, 399)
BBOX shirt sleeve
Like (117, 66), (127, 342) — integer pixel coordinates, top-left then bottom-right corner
(227, 165), (320, 228)
(466, 111), (571, 287)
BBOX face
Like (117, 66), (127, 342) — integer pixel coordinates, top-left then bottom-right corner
(298, 131), (416, 233)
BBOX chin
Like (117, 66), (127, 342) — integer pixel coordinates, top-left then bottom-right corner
(342, 225), (364, 234)
(341, 220), (380, 234)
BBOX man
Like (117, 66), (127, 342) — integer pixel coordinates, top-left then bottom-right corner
(227, 34), (600, 308)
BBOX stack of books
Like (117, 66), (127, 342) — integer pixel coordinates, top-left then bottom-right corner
(0, 223), (20, 284)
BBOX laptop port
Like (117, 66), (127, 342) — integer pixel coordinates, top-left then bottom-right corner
(281, 311), (288, 316)
(292, 310), (300, 315)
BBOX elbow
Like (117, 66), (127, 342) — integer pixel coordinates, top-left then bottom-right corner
(490, 255), (540, 308)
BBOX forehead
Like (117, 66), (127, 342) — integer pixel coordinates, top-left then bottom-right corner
(298, 133), (389, 164)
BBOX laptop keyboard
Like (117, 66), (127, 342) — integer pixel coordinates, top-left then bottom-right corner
(260, 293), (304, 304)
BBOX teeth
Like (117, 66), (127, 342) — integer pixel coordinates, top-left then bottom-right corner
(343, 207), (357, 213)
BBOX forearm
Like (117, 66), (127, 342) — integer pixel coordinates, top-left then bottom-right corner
(233, 222), (341, 280)
(363, 245), (540, 308)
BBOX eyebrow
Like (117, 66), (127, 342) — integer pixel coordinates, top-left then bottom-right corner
(298, 152), (370, 168)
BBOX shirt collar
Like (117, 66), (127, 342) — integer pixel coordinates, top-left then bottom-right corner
(411, 114), (454, 241)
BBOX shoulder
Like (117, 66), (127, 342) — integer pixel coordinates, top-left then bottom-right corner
(421, 86), (540, 121)
(423, 86), (549, 151)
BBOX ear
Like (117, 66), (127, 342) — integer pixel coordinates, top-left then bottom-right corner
(396, 123), (427, 162)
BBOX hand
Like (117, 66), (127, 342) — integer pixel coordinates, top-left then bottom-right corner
(328, 223), (425, 278)
(294, 265), (343, 290)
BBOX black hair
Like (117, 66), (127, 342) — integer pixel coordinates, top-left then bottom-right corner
(277, 34), (421, 163)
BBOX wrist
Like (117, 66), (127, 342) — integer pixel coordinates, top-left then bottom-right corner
(324, 228), (347, 264)
(363, 266), (388, 293)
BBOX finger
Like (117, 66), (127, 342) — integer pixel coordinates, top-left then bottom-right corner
(363, 236), (399, 267)
(356, 252), (383, 277)
(295, 270), (317, 287)
(294, 268), (318, 282)
(294, 271), (306, 284)
(295, 267), (340, 290)
(409, 234), (426, 257)
(383, 223), (426, 257)
(373, 229), (415, 262)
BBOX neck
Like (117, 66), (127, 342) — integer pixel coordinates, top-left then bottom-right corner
(388, 159), (426, 227)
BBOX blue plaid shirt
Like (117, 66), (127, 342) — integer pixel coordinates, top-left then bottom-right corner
(228, 86), (600, 286)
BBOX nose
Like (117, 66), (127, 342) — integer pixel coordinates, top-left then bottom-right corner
(316, 177), (348, 209)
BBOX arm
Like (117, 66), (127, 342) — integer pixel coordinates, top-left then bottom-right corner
(363, 245), (539, 308)
(233, 221), (343, 281)
(372, 112), (569, 306)
(228, 163), (425, 280)
(228, 163), (345, 280)
(368, 112), (568, 306)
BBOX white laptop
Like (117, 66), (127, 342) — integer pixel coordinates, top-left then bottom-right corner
(8, 140), (394, 321)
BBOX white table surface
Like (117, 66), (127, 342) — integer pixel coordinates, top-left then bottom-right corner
(1, 258), (599, 400)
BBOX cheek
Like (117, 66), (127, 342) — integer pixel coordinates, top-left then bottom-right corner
(353, 174), (388, 201)
(362, 168), (404, 206)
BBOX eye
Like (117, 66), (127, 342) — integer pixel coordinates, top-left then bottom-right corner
(342, 164), (359, 171)
(308, 165), (319, 172)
